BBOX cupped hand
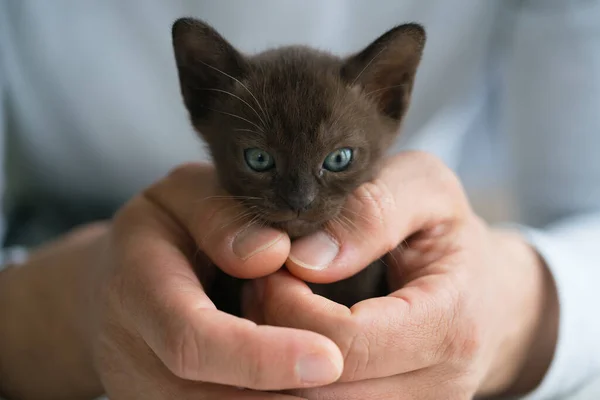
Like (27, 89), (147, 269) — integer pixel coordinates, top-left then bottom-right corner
(91, 163), (346, 399)
(246, 152), (559, 399)
(0, 163), (343, 400)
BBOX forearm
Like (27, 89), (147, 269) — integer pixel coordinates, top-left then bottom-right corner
(480, 229), (559, 398)
(503, 245), (558, 397)
(0, 224), (107, 400)
(479, 230), (559, 398)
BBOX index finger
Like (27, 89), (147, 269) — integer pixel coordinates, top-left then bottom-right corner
(113, 198), (343, 390)
(256, 269), (459, 382)
(144, 163), (290, 279)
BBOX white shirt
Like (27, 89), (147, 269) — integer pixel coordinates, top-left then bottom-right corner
(1, 1), (600, 399)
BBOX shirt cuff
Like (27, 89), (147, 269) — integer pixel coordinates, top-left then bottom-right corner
(0, 246), (28, 270)
(512, 226), (600, 400)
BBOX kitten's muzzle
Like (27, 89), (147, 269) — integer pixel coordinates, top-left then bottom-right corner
(256, 207), (331, 238)
(279, 192), (316, 213)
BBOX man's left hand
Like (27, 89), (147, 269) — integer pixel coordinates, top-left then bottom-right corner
(244, 152), (559, 399)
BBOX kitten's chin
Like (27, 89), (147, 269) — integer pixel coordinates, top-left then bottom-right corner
(272, 219), (324, 239)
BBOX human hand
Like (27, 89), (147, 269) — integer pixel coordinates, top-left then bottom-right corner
(246, 152), (559, 399)
(0, 164), (343, 400)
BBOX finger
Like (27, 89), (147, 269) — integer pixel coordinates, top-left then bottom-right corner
(113, 201), (343, 390)
(285, 151), (469, 283)
(100, 324), (305, 400)
(143, 163), (290, 279)
(242, 280), (267, 325)
(259, 269), (461, 382)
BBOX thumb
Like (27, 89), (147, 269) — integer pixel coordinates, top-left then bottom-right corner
(285, 151), (470, 283)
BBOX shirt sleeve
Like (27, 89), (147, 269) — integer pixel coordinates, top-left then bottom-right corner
(502, 1), (600, 398)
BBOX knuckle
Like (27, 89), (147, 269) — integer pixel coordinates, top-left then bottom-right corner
(166, 162), (205, 181)
(452, 318), (484, 363)
(351, 179), (399, 251)
(404, 151), (470, 217)
(407, 151), (463, 192)
(264, 295), (291, 326)
(112, 198), (139, 231)
(341, 323), (372, 381)
(404, 150), (447, 172)
(111, 196), (162, 241)
(161, 322), (205, 380)
(198, 199), (229, 231)
(244, 351), (268, 389)
(104, 268), (129, 319)
(436, 287), (484, 368)
(236, 338), (270, 389)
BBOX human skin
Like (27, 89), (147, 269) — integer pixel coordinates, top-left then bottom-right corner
(246, 152), (559, 399)
(0, 153), (558, 399)
(0, 164), (343, 400)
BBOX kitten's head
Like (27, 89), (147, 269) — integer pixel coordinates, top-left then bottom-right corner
(172, 18), (425, 238)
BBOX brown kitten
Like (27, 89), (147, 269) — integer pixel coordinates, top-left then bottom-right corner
(172, 18), (425, 315)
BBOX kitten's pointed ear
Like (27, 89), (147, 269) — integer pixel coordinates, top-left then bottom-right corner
(172, 18), (247, 120)
(341, 24), (426, 121)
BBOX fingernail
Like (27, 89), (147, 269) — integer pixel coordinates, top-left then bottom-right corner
(289, 231), (339, 270)
(297, 354), (342, 385)
(233, 226), (284, 260)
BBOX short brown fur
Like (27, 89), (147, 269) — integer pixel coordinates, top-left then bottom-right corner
(172, 18), (425, 314)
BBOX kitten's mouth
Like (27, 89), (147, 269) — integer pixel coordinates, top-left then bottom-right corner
(275, 219), (323, 239)
(259, 214), (326, 238)
(268, 215), (317, 226)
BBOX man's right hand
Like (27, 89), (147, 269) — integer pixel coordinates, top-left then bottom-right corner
(0, 163), (342, 400)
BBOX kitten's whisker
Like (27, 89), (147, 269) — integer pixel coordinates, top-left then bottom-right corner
(239, 214), (262, 235)
(197, 88), (267, 128)
(233, 128), (265, 136)
(329, 98), (356, 132)
(196, 195), (264, 203)
(364, 84), (407, 98)
(259, 70), (274, 126)
(340, 206), (378, 225)
(377, 256), (390, 269)
(387, 246), (401, 268)
(191, 200), (249, 209)
(330, 79), (346, 129)
(330, 82), (403, 132)
(214, 210), (253, 232)
(352, 195), (395, 205)
(349, 46), (388, 87)
(190, 201), (248, 236)
(328, 216), (345, 232)
(341, 214), (365, 240)
(259, 218), (269, 231)
(196, 60), (269, 123)
(203, 107), (265, 132)
(226, 207), (260, 226)
(200, 207), (259, 243)
(191, 202), (245, 222)
(329, 97), (373, 132)
(332, 79), (341, 114)
(329, 215), (357, 239)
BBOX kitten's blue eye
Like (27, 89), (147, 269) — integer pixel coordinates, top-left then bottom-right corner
(323, 148), (353, 172)
(244, 148), (275, 172)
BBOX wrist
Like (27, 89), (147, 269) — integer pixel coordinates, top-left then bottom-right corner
(0, 223), (108, 399)
(479, 229), (559, 398)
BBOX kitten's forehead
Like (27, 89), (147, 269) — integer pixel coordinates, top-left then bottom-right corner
(245, 47), (345, 141)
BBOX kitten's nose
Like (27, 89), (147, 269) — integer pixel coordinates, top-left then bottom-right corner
(280, 174), (317, 213)
(281, 191), (316, 213)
